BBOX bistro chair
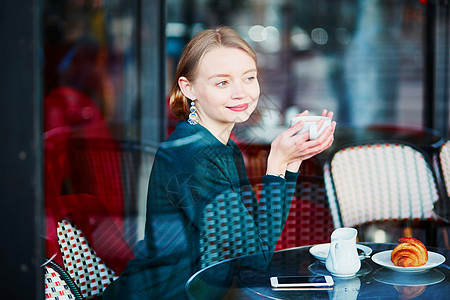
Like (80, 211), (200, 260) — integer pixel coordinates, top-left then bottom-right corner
(44, 130), (134, 271)
(432, 139), (450, 248)
(44, 258), (84, 300)
(275, 174), (334, 250)
(199, 181), (291, 269)
(323, 142), (440, 244)
(57, 219), (118, 299)
(45, 128), (158, 276)
(439, 139), (450, 197)
(199, 190), (261, 269)
(240, 143), (334, 248)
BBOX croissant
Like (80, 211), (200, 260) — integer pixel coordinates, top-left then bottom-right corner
(391, 237), (428, 267)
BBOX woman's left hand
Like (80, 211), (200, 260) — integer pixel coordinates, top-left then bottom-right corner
(280, 109), (336, 172)
(266, 109), (336, 176)
(285, 109), (336, 172)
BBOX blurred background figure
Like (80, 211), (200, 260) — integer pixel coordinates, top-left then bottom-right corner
(343, 0), (404, 126)
(43, 0), (135, 274)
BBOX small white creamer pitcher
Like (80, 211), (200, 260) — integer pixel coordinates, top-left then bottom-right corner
(325, 227), (361, 277)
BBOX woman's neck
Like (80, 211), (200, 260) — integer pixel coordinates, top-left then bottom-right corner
(199, 121), (234, 145)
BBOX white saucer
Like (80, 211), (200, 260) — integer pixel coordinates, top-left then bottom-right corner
(309, 243), (372, 263)
(371, 250), (446, 272)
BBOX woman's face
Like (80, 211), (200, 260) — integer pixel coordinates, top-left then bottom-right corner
(185, 47), (260, 132)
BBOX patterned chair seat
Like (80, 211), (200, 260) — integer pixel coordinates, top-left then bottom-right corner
(57, 219), (118, 299)
(44, 259), (83, 300)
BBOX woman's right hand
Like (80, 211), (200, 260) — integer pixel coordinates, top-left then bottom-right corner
(266, 110), (336, 175)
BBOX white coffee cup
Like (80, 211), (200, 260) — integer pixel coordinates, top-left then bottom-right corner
(290, 116), (331, 140)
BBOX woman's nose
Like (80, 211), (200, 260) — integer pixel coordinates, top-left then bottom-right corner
(231, 83), (246, 99)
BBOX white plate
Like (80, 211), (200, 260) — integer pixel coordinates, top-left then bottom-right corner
(309, 243), (372, 262)
(371, 250), (446, 272)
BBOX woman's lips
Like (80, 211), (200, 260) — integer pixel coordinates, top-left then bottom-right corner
(227, 103), (249, 112)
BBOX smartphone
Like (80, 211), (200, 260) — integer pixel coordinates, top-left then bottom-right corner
(270, 275), (334, 289)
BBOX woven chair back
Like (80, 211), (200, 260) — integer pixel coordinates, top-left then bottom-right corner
(324, 143), (439, 228)
(440, 140), (450, 197)
(199, 182), (287, 268)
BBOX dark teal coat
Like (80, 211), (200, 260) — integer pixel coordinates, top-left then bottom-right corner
(104, 121), (299, 300)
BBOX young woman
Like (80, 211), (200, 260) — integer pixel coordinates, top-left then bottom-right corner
(104, 26), (336, 300)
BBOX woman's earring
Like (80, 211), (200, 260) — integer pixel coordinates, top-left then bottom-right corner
(188, 101), (199, 125)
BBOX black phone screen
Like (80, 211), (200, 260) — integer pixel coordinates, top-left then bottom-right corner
(277, 276), (326, 284)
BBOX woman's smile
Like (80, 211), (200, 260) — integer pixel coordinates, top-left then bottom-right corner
(227, 103), (249, 112)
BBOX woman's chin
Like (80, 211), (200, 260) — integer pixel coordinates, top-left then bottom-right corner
(230, 108), (256, 124)
(230, 115), (252, 124)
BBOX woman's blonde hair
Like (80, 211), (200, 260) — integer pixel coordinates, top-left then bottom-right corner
(169, 26), (257, 120)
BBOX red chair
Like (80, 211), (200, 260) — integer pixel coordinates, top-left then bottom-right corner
(275, 175), (334, 250)
(44, 132), (136, 275)
(240, 144), (334, 249)
(44, 86), (137, 274)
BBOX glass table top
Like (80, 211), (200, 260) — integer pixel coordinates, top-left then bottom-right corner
(186, 243), (450, 300)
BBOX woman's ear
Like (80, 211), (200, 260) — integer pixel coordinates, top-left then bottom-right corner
(178, 76), (196, 100)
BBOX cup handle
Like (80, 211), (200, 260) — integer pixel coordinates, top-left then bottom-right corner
(329, 240), (339, 271)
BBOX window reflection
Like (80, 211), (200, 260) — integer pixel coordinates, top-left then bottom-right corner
(42, 0), (140, 280)
(43, 0), (137, 136)
(167, 0), (425, 128)
(41, 0), (435, 298)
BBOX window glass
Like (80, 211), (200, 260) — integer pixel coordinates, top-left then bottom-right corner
(43, 0), (138, 138)
(39, 0), (447, 297)
(42, 0), (146, 286)
(166, 0), (426, 129)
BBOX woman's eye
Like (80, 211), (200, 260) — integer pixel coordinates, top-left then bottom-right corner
(217, 81), (228, 87)
(245, 76), (255, 83)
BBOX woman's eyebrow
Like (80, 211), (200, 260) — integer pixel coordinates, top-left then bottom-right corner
(208, 73), (231, 80)
(207, 69), (257, 80)
(243, 68), (258, 75)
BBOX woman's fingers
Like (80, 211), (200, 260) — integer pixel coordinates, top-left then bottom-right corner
(327, 110), (334, 120)
(319, 109), (334, 121)
(295, 110), (309, 117)
(316, 118), (326, 131)
(316, 120), (336, 139)
(286, 120), (305, 136)
(271, 109), (336, 165)
(292, 125), (335, 159)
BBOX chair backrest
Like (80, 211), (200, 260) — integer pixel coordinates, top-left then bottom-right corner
(199, 181), (289, 269)
(440, 140), (450, 197)
(45, 133), (156, 273)
(275, 175), (334, 250)
(57, 219), (118, 299)
(199, 191), (260, 269)
(324, 142), (439, 228)
(44, 259), (83, 300)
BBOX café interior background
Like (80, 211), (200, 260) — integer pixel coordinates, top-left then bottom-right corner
(40, 0), (450, 261)
(43, 0), (448, 142)
(35, 0), (449, 251)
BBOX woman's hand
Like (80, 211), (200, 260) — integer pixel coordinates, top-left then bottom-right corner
(266, 109), (336, 175)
